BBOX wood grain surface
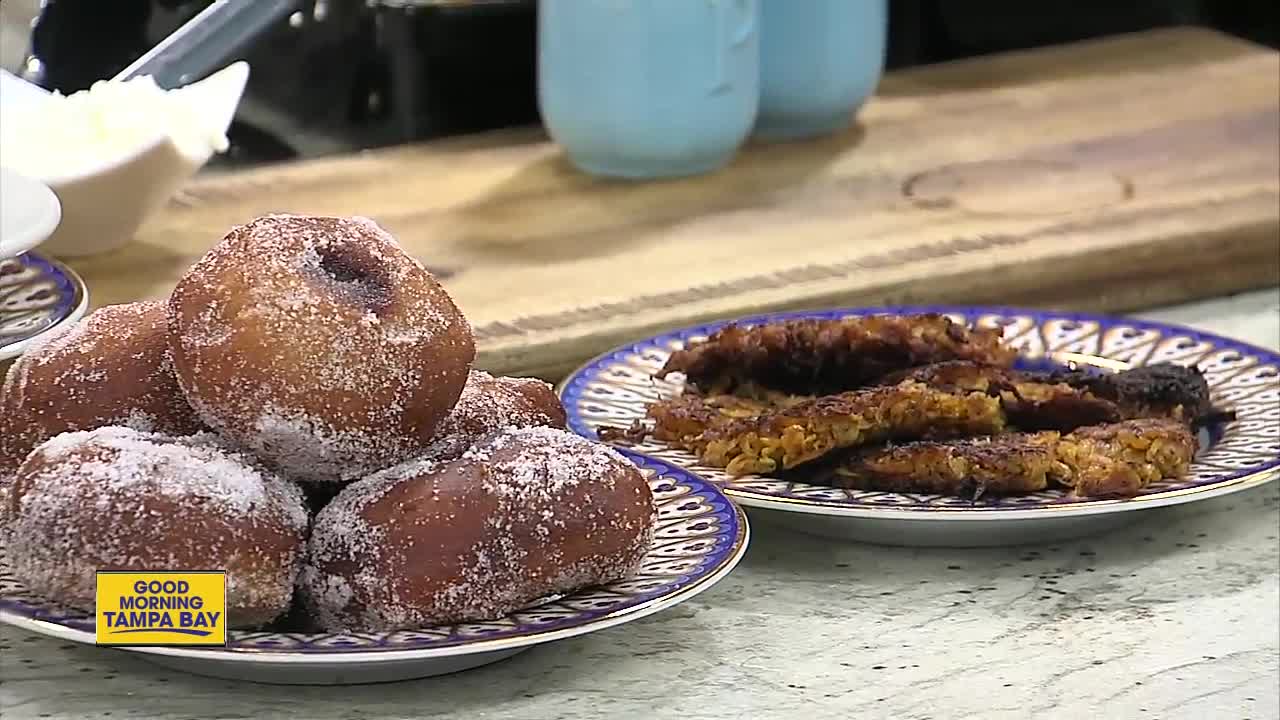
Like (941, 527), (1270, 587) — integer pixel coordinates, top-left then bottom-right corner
(63, 28), (1280, 379)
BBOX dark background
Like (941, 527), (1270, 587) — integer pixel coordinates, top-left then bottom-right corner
(29, 0), (1280, 167)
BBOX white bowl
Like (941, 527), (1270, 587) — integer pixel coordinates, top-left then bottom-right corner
(0, 168), (61, 258)
(0, 62), (249, 257)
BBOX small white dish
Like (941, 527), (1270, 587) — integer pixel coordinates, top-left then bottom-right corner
(0, 168), (61, 258)
(0, 62), (249, 257)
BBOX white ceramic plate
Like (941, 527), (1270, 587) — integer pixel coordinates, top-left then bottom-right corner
(559, 306), (1280, 547)
(0, 451), (750, 685)
(0, 168), (61, 258)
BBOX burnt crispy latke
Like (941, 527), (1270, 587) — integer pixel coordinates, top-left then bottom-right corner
(806, 418), (1195, 499)
(877, 361), (1121, 431)
(607, 359), (1218, 447)
(652, 394), (775, 442)
(881, 360), (1220, 429)
(1047, 362), (1214, 424)
(657, 314), (1017, 395)
(597, 393), (785, 445)
(808, 432), (1061, 498)
(694, 381), (1008, 475)
(1054, 418), (1197, 497)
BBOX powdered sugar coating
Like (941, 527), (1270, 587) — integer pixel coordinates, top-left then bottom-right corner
(415, 370), (568, 462)
(167, 214), (475, 482)
(6, 426), (308, 627)
(434, 371), (566, 438)
(300, 426), (657, 632)
(0, 300), (203, 477)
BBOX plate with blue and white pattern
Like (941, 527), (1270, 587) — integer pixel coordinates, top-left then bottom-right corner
(559, 307), (1280, 547)
(0, 252), (88, 361)
(0, 450), (749, 685)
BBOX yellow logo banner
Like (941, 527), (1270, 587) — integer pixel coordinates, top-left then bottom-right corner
(95, 572), (227, 646)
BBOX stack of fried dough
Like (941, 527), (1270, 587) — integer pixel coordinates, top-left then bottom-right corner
(610, 314), (1227, 499)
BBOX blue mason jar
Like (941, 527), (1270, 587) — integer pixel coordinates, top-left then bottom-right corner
(756, 0), (887, 140)
(538, 0), (760, 179)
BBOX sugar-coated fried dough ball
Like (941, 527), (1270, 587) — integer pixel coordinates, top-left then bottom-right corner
(301, 426), (656, 631)
(167, 214), (474, 482)
(0, 300), (203, 478)
(7, 427), (309, 627)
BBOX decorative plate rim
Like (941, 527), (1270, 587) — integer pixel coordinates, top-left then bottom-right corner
(0, 450), (750, 664)
(0, 252), (89, 361)
(557, 305), (1280, 521)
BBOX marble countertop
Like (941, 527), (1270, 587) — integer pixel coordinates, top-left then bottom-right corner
(2, 289), (1277, 720)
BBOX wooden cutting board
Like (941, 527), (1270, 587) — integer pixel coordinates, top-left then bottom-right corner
(67, 28), (1280, 380)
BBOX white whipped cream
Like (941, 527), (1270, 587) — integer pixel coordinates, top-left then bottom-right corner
(0, 75), (229, 180)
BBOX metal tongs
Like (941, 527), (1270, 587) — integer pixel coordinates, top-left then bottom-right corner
(114, 0), (298, 88)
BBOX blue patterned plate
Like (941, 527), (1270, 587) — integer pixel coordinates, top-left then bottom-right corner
(0, 252), (89, 361)
(559, 307), (1280, 546)
(0, 451), (749, 684)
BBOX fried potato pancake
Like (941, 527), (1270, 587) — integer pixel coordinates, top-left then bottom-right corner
(805, 418), (1196, 499)
(691, 381), (1007, 475)
(657, 314), (1016, 395)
